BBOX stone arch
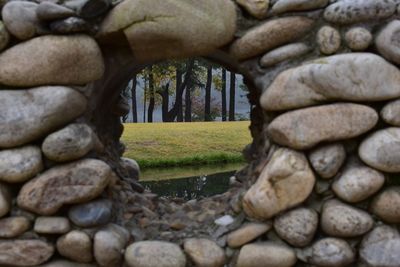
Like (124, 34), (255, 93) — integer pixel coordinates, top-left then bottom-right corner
(1, 0), (400, 266)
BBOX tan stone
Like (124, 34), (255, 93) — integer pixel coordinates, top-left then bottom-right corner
(267, 103), (378, 150)
(0, 86), (87, 148)
(42, 123), (95, 162)
(261, 53), (400, 111)
(345, 27), (372, 51)
(359, 128), (400, 172)
(34, 217), (71, 234)
(260, 43), (310, 67)
(230, 17), (314, 60)
(17, 159), (111, 215)
(39, 260), (97, 267)
(317, 25), (341, 55)
(243, 148), (315, 220)
(324, 0), (396, 25)
(236, 0), (269, 19)
(0, 20), (10, 51)
(125, 241), (186, 267)
(57, 230), (92, 263)
(183, 238), (225, 267)
(381, 99), (400, 126)
(236, 242), (297, 267)
(321, 200), (373, 237)
(371, 187), (400, 223)
(0, 35), (104, 86)
(0, 240), (54, 266)
(98, 0), (236, 63)
(94, 224), (130, 267)
(227, 222), (271, 248)
(332, 163), (385, 203)
(272, 0), (328, 14)
(0, 216), (30, 238)
(0, 146), (43, 183)
(274, 208), (318, 247)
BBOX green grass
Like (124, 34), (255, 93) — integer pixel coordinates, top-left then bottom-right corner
(121, 121), (251, 168)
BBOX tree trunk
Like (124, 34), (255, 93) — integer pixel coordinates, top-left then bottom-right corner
(204, 65), (212, 121)
(176, 68), (183, 122)
(221, 68), (227, 121)
(131, 75), (138, 123)
(143, 75), (147, 123)
(147, 67), (155, 123)
(229, 71), (235, 121)
(185, 81), (192, 122)
(157, 83), (170, 122)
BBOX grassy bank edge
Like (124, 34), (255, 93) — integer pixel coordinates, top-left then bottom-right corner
(133, 153), (245, 168)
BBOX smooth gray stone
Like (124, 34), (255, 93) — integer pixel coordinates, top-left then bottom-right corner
(68, 199), (112, 227)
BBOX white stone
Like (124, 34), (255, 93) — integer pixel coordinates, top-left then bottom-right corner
(34, 217), (71, 234)
(381, 99), (400, 126)
(310, 238), (355, 266)
(309, 143), (345, 179)
(376, 20), (400, 64)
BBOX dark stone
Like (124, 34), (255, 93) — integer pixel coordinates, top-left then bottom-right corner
(63, 0), (110, 18)
(68, 199), (112, 227)
(50, 17), (91, 34)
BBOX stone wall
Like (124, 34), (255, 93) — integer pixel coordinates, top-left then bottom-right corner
(1, 0), (400, 266)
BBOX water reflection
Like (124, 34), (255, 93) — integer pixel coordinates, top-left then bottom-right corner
(141, 165), (240, 200)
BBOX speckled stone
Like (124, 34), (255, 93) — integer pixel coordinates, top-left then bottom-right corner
(371, 187), (400, 223)
(309, 143), (346, 179)
(317, 26), (341, 55)
(345, 27), (372, 51)
(310, 238), (355, 267)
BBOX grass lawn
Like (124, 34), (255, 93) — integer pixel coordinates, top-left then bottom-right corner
(121, 121), (251, 168)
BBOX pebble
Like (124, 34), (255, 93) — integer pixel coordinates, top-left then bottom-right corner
(317, 26), (341, 55)
(267, 103), (378, 150)
(184, 238), (226, 267)
(260, 43), (310, 67)
(376, 20), (400, 65)
(309, 143), (345, 179)
(230, 16), (314, 60)
(381, 99), (400, 126)
(42, 123), (95, 162)
(359, 127), (400, 172)
(0, 146), (43, 183)
(34, 217), (71, 234)
(243, 148), (315, 219)
(345, 27), (372, 51)
(0, 240), (54, 266)
(360, 225), (400, 267)
(125, 241), (186, 267)
(236, 242), (297, 267)
(17, 159), (111, 215)
(227, 222), (271, 248)
(321, 200), (373, 237)
(272, 0), (328, 14)
(310, 238), (355, 267)
(324, 0), (396, 24)
(68, 198), (112, 227)
(215, 215), (234, 226)
(371, 187), (400, 223)
(0, 216), (30, 238)
(0, 86), (87, 148)
(57, 230), (93, 263)
(274, 207), (318, 247)
(332, 163), (385, 203)
(94, 224), (130, 267)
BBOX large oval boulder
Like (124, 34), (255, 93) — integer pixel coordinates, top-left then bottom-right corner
(98, 0), (236, 63)
(17, 159), (111, 215)
(0, 35), (104, 86)
(324, 0), (396, 25)
(359, 128), (400, 172)
(230, 16), (314, 61)
(0, 240), (54, 266)
(0, 146), (43, 183)
(243, 148), (315, 220)
(261, 53), (400, 111)
(268, 103), (378, 150)
(0, 86), (87, 148)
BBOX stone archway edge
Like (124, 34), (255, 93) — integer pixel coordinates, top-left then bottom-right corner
(1, 0), (400, 266)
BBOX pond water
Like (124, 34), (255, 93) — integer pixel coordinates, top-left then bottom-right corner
(140, 162), (244, 200)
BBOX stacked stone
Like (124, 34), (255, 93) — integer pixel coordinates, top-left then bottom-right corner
(2, 0), (400, 266)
